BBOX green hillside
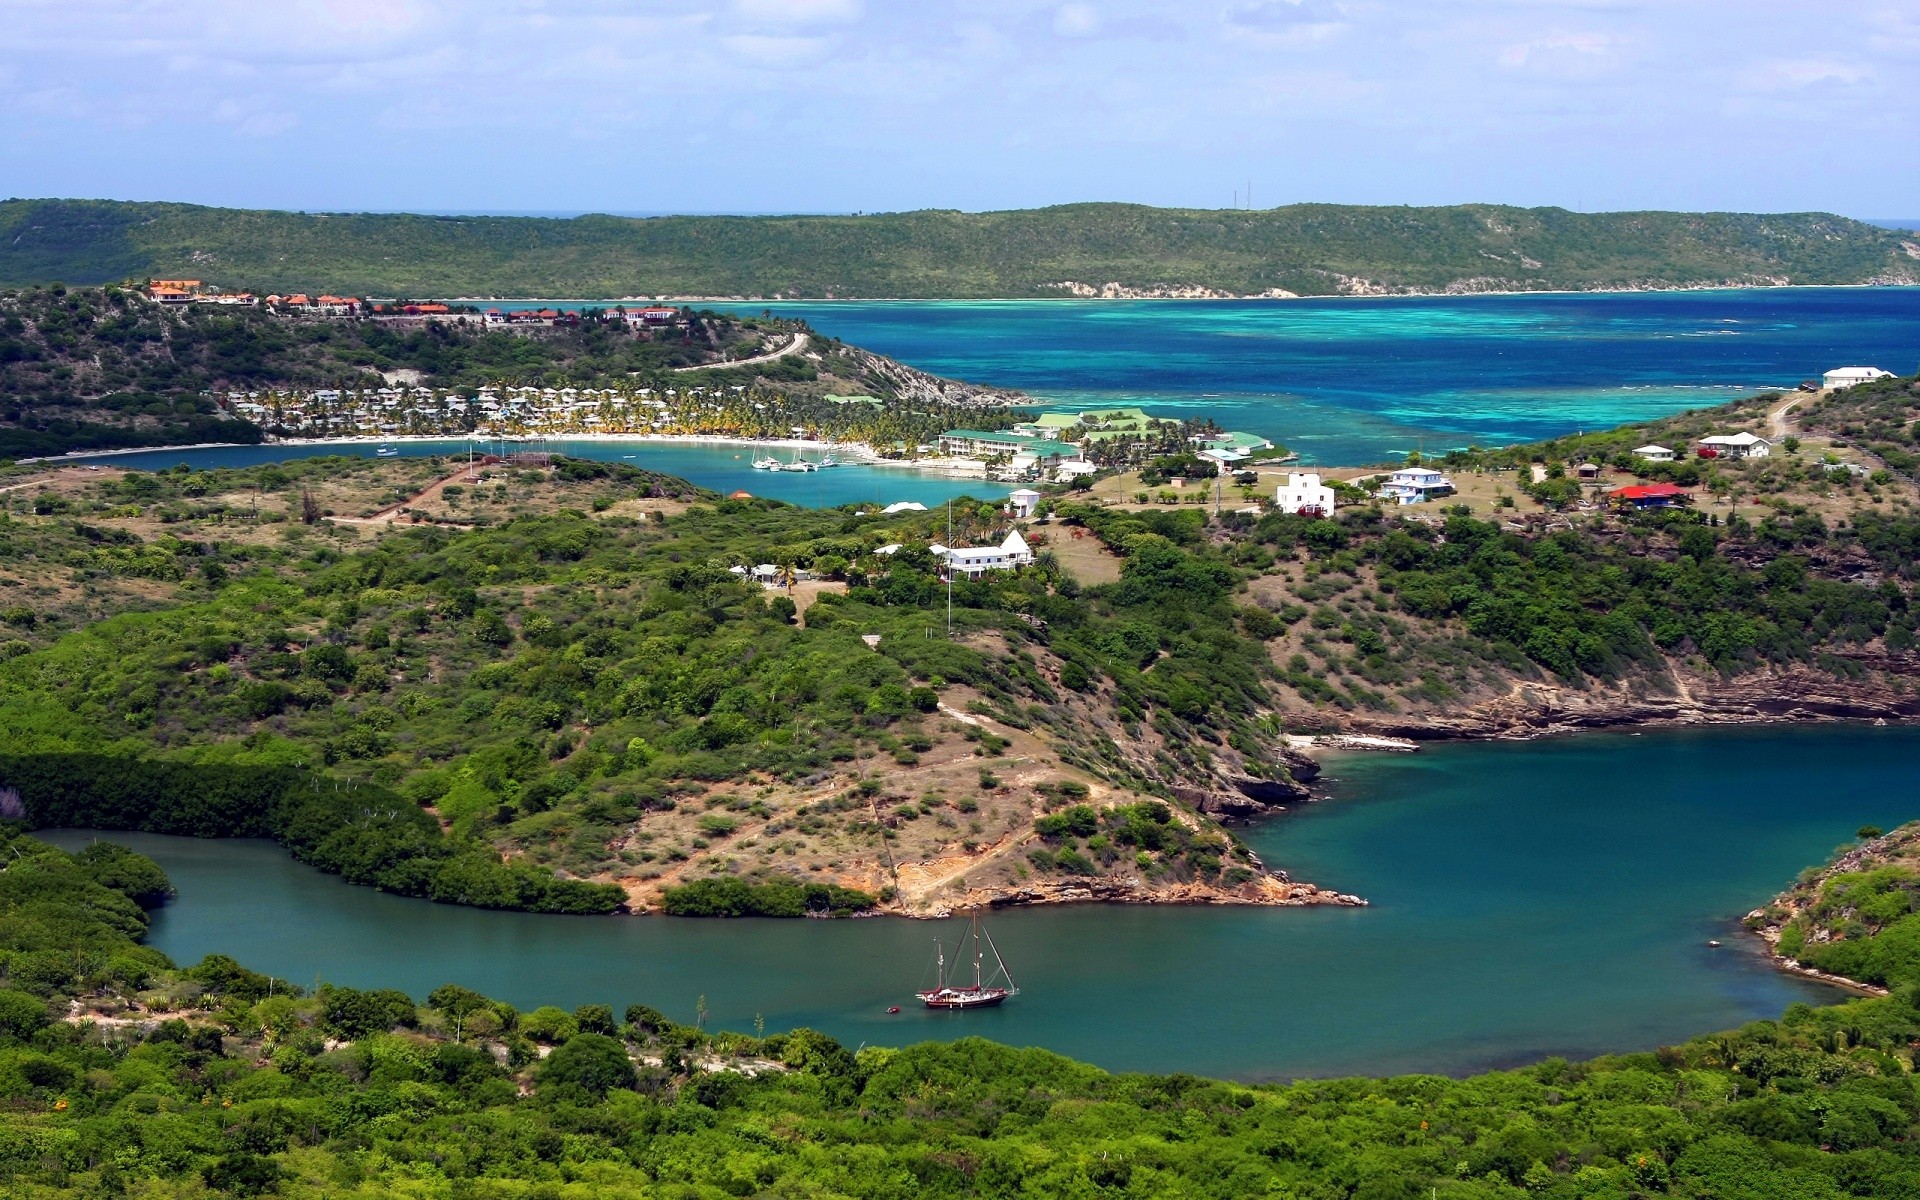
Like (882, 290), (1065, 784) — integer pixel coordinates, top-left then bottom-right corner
(3, 198), (1915, 298)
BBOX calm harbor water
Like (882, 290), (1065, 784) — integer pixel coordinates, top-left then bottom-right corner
(46, 723), (1917, 1081)
(62, 439), (1008, 510)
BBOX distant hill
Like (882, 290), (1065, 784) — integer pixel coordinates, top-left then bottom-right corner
(3, 198), (1916, 299)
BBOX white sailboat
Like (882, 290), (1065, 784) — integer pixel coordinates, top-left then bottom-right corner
(916, 912), (1019, 1010)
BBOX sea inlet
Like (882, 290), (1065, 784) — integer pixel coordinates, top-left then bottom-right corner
(46, 723), (1916, 1081)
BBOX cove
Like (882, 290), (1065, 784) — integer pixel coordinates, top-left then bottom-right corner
(59, 438), (1008, 511)
(45, 723), (1918, 1082)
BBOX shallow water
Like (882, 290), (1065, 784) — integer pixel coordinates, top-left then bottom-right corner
(44, 723), (1917, 1081)
(734, 289), (1920, 463)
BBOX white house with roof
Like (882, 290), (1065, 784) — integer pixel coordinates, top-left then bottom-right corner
(1275, 472), (1336, 517)
(933, 530), (1034, 578)
(1696, 432), (1772, 460)
(1824, 366), (1892, 391)
(1007, 489), (1043, 519)
(1379, 467), (1455, 505)
(1634, 444), (1676, 462)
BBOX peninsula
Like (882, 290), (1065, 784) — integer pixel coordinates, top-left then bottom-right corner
(5, 197), (1916, 298)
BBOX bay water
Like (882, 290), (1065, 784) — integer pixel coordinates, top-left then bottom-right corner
(61, 288), (1920, 491)
(46, 724), (1917, 1081)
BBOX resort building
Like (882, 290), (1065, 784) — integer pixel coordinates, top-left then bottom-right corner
(1696, 432), (1772, 460)
(1379, 467), (1456, 505)
(1054, 461), (1099, 481)
(1823, 366), (1892, 390)
(938, 429), (1086, 462)
(932, 530), (1034, 578)
(1634, 445), (1676, 462)
(1007, 489), (1043, 519)
(1192, 431), (1275, 455)
(1275, 472), (1336, 517)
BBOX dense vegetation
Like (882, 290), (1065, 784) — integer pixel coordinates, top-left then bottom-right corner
(0, 463), (1294, 909)
(14, 828), (1920, 1197)
(0, 285), (1015, 458)
(1764, 823), (1920, 991)
(4, 197), (1914, 297)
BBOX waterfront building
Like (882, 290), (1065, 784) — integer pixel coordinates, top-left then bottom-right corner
(938, 429), (1085, 461)
(1823, 366), (1891, 390)
(1276, 472), (1336, 517)
(1007, 489), (1043, 518)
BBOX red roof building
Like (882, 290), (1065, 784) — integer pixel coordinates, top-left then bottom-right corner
(1608, 482), (1690, 508)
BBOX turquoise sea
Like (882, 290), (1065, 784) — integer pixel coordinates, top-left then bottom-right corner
(45, 724), (1915, 1081)
(734, 288), (1920, 463)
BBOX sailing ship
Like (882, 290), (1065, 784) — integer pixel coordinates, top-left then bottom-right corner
(916, 912), (1019, 1010)
(751, 455), (782, 471)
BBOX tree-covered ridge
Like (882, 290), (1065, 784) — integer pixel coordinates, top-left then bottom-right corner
(0, 470), (1315, 914)
(4, 197), (1915, 297)
(0, 284), (1022, 459)
(13, 828), (1920, 1197)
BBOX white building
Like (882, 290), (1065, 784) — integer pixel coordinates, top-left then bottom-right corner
(1633, 444), (1676, 462)
(934, 530), (1034, 578)
(1007, 489), (1043, 519)
(1697, 432), (1772, 460)
(1823, 366), (1892, 391)
(1379, 467), (1455, 505)
(1197, 447), (1251, 474)
(1275, 472), (1336, 517)
(1054, 461), (1099, 482)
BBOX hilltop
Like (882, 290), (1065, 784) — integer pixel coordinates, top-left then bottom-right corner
(4, 197), (1916, 298)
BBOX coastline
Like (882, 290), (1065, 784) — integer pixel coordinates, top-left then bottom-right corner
(26, 431), (1007, 482)
(445, 282), (1920, 306)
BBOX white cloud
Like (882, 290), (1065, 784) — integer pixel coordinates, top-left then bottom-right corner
(732, 0), (862, 24)
(1498, 31), (1612, 69)
(1054, 3), (1100, 38)
(1768, 59), (1872, 87)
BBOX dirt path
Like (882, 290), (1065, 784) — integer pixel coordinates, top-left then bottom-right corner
(331, 464), (477, 526)
(672, 332), (808, 373)
(1769, 392), (1806, 438)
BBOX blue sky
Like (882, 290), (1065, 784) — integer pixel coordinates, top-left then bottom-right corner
(2, 0), (1915, 217)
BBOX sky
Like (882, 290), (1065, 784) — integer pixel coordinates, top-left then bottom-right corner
(1, 0), (1915, 218)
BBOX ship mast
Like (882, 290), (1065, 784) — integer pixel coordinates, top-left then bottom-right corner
(973, 913), (984, 989)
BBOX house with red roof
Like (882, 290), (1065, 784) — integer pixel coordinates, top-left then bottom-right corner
(1608, 482), (1691, 510)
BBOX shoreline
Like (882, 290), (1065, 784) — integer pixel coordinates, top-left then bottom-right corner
(24, 432), (1008, 482)
(442, 282), (1920, 306)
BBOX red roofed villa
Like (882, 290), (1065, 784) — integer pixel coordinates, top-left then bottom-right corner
(1609, 482), (1691, 510)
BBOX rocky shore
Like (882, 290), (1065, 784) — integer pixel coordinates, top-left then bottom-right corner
(1313, 659), (1920, 744)
(1742, 823), (1920, 998)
